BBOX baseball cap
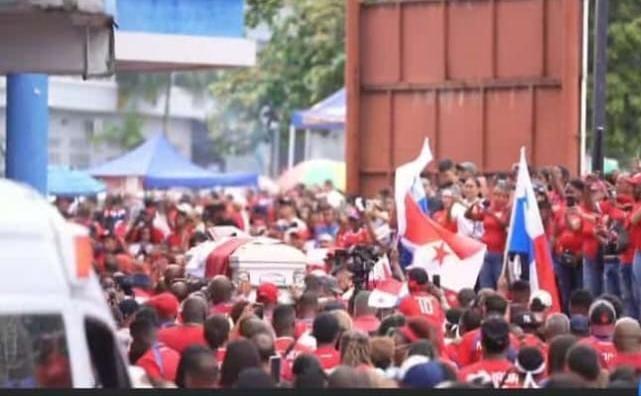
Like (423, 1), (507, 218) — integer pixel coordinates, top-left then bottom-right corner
(147, 292), (179, 319)
(570, 314), (590, 337)
(589, 300), (616, 338)
(529, 290), (552, 312)
(256, 282), (279, 305)
(407, 267), (429, 285)
(402, 361), (448, 389)
(513, 311), (542, 331)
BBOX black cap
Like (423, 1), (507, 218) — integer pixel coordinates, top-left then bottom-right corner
(589, 300), (615, 326)
(513, 311), (541, 331)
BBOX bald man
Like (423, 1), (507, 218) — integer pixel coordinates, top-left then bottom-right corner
(352, 291), (380, 335)
(609, 318), (641, 371)
(158, 297), (208, 353)
(544, 313), (571, 342)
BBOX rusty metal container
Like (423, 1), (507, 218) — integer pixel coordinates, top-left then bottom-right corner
(346, 0), (583, 196)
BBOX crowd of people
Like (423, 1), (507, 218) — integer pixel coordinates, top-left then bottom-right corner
(53, 158), (641, 389)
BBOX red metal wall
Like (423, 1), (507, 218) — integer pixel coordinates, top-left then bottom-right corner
(346, 0), (583, 196)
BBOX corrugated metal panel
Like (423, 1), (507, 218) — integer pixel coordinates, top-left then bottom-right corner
(346, 0), (583, 196)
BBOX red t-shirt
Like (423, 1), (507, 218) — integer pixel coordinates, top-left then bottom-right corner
(314, 345), (341, 371)
(275, 337), (314, 381)
(399, 292), (445, 328)
(157, 324), (207, 354)
(136, 343), (180, 382)
(216, 347), (227, 366)
(210, 302), (234, 316)
(480, 211), (508, 253)
(609, 351), (641, 372)
(454, 329), (519, 368)
(434, 210), (458, 233)
(579, 337), (617, 368)
(553, 205), (583, 256)
(580, 205), (602, 260)
(458, 358), (520, 388)
(519, 333), (549, 361)
(629, 202), (641, 250)
(336, 228), (370, 249)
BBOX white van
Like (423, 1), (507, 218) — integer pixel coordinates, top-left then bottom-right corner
(0, 180), (130, 388)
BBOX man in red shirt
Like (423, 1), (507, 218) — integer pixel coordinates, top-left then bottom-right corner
(398, 268), (445, 328)
(131, 316), (180, 383)
(312, 312), (341, 372)
(453, 294), (518, 368)
(208, 276), (234, 316)
(579, 300), (618, 368)
(458, 316), (521, 388)
(352, 291), (381, 335)
(146, 292), (180, 328)
(609, 318), (641, 373)
(158, 297), (208, 354)
(272, 305), (313, 381)
(204, 314), (231, 366)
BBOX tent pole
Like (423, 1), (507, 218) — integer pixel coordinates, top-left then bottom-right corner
(304, 129), (311, 161)
(288, 125), (296, 169)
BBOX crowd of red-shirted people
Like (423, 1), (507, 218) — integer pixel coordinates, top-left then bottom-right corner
(51, 159), (641, 389)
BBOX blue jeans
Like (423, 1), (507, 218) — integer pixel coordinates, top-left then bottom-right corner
(619, 263), (639, 319)
(553, 254), (583, 312)
(603, 257), (621, 297)
(583, 257), (603, 297)
(632, 251), (641, 319)
(479, 251), (504, 290)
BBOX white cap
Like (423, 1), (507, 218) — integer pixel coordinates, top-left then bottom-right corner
(529, 290), (552, 310)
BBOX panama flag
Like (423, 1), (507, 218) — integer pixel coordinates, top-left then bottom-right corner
(395, 139), (486, 291)
(505, 148), (561, 312)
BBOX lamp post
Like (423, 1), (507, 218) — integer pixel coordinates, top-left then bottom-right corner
(591, 0), (609, 175)
(260, 105), (280, 177)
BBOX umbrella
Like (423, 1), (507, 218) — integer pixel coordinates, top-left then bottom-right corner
(48, 166), (106, 197)
(278, 159), (345, 191)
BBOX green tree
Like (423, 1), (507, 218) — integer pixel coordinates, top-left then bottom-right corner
(93, 111), (144, 150)
(209, 0), (345, 165)
(602, 0), (641, 162)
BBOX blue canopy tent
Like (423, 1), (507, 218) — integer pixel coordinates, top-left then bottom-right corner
(288, 88), (345, 167)
(48, 166), (106, 197)
(89, 133), (258, 189)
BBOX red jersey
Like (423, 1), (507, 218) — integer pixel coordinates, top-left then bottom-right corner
(210, 302), (234, 316)
(579, 337), (617, 368)
(399, 292), (445, 327)
(157, 324), (207, 354)
(336, 228), (370, 249)
(609, 352), (641, 372)
(480, 210), (508, 253)
(275, 336), (314, 382)
(314, 345), (341, 371)
(136, 343), (180, 382)
(454, 329), (519, 368)
(519, 333), (548, 361)
(458, 358), (520, 388)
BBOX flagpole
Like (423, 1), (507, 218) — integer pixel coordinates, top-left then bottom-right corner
(499, 147), (526, 286)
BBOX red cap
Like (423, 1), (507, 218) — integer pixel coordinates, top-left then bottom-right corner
(147, 292), (179, 319)
(257, 282), (279, 304)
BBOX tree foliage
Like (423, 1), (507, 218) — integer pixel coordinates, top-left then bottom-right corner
(209, 0), (345, 160)
(603, 1), (641, 160)
(93, 111), (144, 150)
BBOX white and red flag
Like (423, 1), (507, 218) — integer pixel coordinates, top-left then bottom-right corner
(395, 139), (486, 292)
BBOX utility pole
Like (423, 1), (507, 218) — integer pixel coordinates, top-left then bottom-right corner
(591, 0), (609, 175)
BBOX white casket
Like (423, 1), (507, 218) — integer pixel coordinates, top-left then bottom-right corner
(229, 238), (307, 288)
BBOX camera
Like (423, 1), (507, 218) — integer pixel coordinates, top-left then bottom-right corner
(345, 245), (382, 292)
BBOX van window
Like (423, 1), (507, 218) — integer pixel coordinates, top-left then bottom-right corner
(0, 314), (71, 388)
(84, 319), (130, 388)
